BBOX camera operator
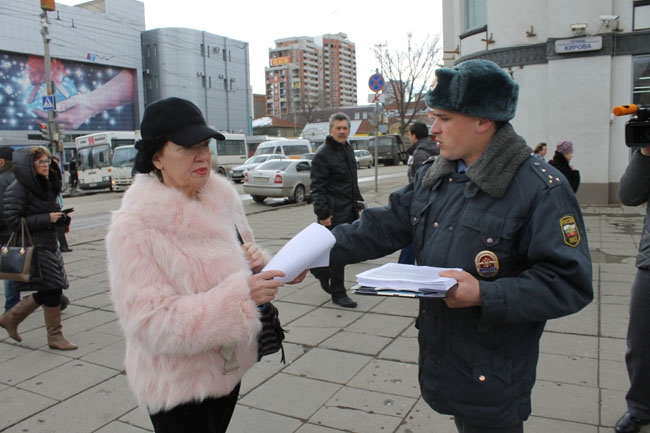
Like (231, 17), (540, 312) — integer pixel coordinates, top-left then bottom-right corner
(616, 146), (650, 433)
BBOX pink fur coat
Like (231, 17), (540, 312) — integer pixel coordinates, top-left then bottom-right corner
(106, 173), (263, 414)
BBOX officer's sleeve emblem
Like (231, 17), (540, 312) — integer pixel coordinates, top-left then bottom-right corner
(559, 215), (581, 247)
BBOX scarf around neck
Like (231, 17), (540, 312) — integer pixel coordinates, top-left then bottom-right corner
(421, 123), (532, 198)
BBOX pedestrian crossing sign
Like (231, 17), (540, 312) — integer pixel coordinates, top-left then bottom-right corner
(42, 95), (55, 111)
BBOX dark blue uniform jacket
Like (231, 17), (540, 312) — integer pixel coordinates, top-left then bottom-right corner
(330, 123), (593, 427)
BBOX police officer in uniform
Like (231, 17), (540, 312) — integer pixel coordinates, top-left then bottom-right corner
(327, 60), (594, 432)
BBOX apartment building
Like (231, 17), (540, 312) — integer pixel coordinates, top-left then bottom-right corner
(265, 33), (357, 119)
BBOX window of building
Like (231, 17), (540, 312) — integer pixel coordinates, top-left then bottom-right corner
(466, 0), (487, 30)
(633, 55), (650, 105)
(634, 1), (650, 29)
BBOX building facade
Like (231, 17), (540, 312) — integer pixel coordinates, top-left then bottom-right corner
(442, 0), (650, 204)
(321, 33), (357, 108)
(0, 0), (254, 147)
(0, 0), (145, 144)
(265, 36), (322, 119)
(265, 33), (357, 120)
(142, 28), (252, 134)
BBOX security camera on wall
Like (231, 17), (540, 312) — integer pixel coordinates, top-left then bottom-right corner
(600, 15), (619, 22)
(570, 23), (588, 31)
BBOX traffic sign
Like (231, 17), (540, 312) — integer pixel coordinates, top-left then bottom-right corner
(368, 73), (385, 92)
(42, 95), (55, 111)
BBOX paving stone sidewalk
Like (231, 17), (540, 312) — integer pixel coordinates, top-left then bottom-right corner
(1, 176), (649, 433)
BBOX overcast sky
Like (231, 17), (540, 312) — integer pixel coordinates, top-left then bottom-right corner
(55, 0), (443, 104)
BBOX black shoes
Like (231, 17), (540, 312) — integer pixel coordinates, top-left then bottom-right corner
(615, 412), (650, 433)
(60, 247), (73, 252)
(332, 295), (357, 308)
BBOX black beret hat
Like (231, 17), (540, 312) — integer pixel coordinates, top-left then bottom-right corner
(140, 97), (225, 146)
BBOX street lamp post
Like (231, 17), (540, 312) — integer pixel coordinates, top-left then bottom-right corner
(39, 0), (60, 155)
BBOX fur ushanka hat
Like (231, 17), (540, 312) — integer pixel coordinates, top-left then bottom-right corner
(425, 59), (519, 121)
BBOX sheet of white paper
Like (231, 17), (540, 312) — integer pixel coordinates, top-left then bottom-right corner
(261, 223), (336, 282)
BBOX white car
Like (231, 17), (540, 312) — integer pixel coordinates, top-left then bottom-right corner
(243, 159), (311, 204)
(229, 154), (288, 183)
(354, 149), (374, 169)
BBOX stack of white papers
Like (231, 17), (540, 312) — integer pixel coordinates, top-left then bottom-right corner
(355, 263), (460, 295)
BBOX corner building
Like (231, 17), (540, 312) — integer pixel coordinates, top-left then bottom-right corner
(442, 0), (650, 204)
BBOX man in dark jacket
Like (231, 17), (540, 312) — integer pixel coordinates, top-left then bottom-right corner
(0, 146), (19, 312)
(615, 147), (650, 433)
(327, 60), (593, 432)
(407, 121), (439, 183)
(309, 112), (364, 308)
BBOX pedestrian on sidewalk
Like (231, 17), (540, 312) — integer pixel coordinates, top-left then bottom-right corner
(615, 146), (650, 433)
(106, 97), (304, 433)
(0, 146), (76, 350)
(0, 146), (19, 312)
(68, 157), (78, 190)
(308, 112), (364, 308)
(399, 121), (439, 265)
(549, 140), (580, 192)
(326, 60), (593, 432)
(50, 156), (73, 253)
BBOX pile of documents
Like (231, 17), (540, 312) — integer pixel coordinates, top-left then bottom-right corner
(353, 263), (460, 298)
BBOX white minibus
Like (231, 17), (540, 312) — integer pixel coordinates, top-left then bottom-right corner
(254, 139), (312, 160)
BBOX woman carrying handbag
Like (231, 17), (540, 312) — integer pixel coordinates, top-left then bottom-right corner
(0, 146), (76, 350)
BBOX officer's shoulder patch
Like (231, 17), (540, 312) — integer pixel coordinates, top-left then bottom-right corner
(559, 214), (581, 247)
(529, 160), (563, 189)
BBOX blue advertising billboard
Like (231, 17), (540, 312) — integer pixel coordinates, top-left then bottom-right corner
(0, 50), (137, 132)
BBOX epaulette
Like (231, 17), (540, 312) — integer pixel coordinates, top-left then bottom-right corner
(529, 159), (563, 189)
(423, 155), (438, 166)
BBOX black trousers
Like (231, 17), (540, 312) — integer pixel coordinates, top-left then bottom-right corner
(149, 383), (240, 433)
(624, 268), (650, 420)
(454, 416), (524, 433)
(310, 263), (346, 298)
(32, 289), (63, 308)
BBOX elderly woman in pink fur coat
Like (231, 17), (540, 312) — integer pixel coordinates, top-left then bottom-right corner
(106, 98), (305, 433)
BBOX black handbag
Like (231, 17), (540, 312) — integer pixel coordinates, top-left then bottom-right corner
(257, 302), (287, 363)
(235, 225), (287, 363)
(0, 218), (40, 282)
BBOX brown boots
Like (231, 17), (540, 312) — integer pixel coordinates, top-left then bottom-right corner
(0, 295), (77, 350)
(0, 295), (40, 342)
(43, 306), (77, 350)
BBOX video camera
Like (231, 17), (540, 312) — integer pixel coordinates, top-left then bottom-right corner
(613, 104), (650, 147)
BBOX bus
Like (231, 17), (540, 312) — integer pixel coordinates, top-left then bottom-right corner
(110, 145), (137, 192)
(209, 133), (247, 177)
(75, 131), (140, 191)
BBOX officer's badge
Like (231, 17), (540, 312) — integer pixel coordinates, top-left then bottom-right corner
(560, 215), (581, 247)
(475, 250), (499, 278)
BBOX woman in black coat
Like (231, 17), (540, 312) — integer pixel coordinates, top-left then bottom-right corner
(0, 146), (76, 350)
(549, 140), (580, 193)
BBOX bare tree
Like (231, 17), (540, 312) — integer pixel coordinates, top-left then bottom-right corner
(294, 90), (321, 125)
(373, 33), (442, 136)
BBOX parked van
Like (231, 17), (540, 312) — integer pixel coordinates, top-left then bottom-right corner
(254, 139), (311, 160)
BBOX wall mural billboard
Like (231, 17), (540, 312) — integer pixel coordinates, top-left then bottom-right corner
(0, 50), (137, 132)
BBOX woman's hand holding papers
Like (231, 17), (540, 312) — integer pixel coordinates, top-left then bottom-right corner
(439, 270), (481, 308)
